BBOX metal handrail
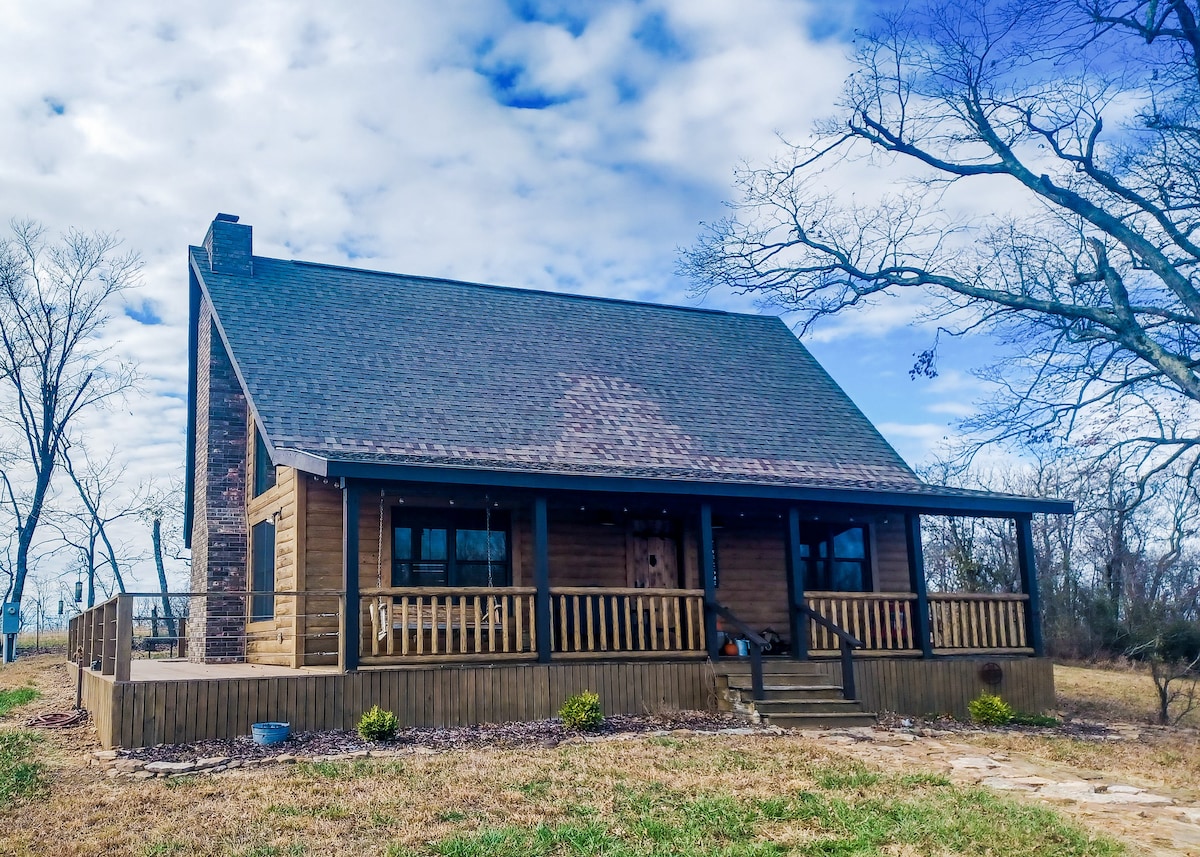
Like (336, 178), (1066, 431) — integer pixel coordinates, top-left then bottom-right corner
(799, 600), (863, 701)
(709, 601), (767, 701)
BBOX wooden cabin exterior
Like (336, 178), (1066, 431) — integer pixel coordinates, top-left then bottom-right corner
(65, 214), (1069, 747)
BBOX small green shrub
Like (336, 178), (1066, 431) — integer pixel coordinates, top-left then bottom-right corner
(968, 692), (1015, 725)
(357, 705), (399, 742)
(560, 691), (603, 730)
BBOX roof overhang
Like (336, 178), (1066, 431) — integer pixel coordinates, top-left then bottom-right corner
(273, 449), (1074, 517)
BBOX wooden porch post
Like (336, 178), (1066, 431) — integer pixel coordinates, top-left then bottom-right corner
(700, 503), (719, 661)
(341, 479), (361, 672)
(1015, 513), (1045, 657)
(904, 513), (933, 659)
(785, 507), (807, 659)
(533, 496), (552, 664)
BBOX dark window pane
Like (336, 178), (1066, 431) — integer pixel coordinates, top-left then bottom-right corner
(456, 530), (507, 562)
(420, 528), (447, 561)
(805, 559), (828, 590)
(831, 560), (865, 592)
(457, 562), (508, 587)
(251, 521), (276, 621)
(252, 429), (276, 497)
(394, 528), (412, 561)
(832, 527), (865, 560)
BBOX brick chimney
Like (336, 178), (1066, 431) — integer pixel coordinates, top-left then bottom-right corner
(203, 213), (253, 276)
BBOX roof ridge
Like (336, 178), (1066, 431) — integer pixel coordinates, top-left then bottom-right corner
(266, 253), (783, 322)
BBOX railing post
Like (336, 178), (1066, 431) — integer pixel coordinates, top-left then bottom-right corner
(905, 513), (933, 659)
(341, 480), (361, 672)
(1015, 514), (1045, 657)
(114, 596), (133, 682)
(749, 640), (765, 701)
(533, 496), (552, 664)
(785, 507), (807, 660)
(840, 640), (856, 701)
(700, 503), (720, 661)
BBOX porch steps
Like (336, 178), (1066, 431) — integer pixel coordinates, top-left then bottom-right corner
(715, 661), (876, 729)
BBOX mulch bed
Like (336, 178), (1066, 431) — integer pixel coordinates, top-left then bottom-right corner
(875, 711), (1121, 740)
(126, 711), (740, 763)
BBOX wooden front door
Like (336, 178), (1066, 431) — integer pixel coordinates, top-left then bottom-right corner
(630, 532), (680, 589)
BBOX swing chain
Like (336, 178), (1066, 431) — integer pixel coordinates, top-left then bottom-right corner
(376, 489), (385, 588)
(485, 495), (493, 588)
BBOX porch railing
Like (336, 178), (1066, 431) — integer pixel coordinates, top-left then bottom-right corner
(361, 587), (538, 660)
(550, 587), (706, 657)
(804, 592), (917, 653)
(360, 586), (706, 661)
(928, 592), (1029, 651)
(804, 591), (1030, 654)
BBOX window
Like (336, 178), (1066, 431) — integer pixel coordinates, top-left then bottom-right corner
(252, 428), (276, 497)
(250, 520), (276, 621)
(392, 510), (509, 587)
(800, 523), (869, 592)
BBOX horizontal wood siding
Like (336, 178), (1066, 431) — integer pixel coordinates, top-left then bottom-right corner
(714, 524), (789, 632)
(873, 516), (910, 591)
(91, 661), (714, 748)
(246, 465), (299, 666)
(549, 515), (629, 587)
(303, 480), (344, 663)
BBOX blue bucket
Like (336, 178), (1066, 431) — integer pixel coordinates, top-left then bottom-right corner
(251, 722), (290, 745)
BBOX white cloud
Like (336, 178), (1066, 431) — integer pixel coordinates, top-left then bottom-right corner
(0, 0), (855, 590)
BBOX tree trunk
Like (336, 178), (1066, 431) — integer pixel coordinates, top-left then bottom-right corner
(152, 516), (178, 640)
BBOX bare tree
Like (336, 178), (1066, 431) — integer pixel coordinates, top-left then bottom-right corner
(684, 0), (1200, 474)
(141, 479), (189, 641)
(63, 448), (144, 598)
(0, 220), (140, 619)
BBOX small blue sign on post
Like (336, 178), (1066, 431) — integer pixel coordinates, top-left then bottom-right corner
(1, 603), (19, 635)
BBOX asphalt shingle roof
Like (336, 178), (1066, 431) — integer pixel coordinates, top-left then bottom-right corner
(192, 247), (928, 492)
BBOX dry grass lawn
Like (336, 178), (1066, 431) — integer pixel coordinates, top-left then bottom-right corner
(1054, 662), (1200, 727)
(2, 656), (1182, 856)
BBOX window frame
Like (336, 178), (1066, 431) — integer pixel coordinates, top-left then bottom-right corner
(252, 427), (276, 498)
(800, 522), (871, 592)
(391, 509), (512, 588)
(249, 519), (277, 622)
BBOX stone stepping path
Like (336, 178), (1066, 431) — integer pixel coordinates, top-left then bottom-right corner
(801, 726), (1200, 856)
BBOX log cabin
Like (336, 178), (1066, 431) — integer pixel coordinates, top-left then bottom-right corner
(68, 214), (1071, 747)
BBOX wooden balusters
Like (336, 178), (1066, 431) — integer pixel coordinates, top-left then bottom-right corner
(928, 593), (1029, 650)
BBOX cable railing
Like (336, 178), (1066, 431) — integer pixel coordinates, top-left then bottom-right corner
(67, 591), (346, 679)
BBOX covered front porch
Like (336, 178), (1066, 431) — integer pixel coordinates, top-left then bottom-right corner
(327, 475), (1050, 670)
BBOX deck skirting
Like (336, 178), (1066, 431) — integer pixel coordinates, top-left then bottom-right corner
(74, 660), (716, 749)
(74, 655), (1054, 748)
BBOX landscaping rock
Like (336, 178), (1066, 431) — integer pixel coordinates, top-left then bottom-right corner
(144, 760), (198, 775)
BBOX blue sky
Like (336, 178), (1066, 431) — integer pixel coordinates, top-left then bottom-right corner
(0, 0), (990, 586)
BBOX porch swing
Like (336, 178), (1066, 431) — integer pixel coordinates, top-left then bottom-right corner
(367, 492), (505, 650)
